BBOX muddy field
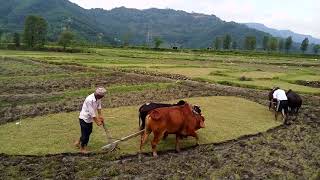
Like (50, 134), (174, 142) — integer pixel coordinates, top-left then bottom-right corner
(0, 56), (319, 179)
(0, 57), (174, 123)
(1, 79), (320, 179)
(295, 80), (320, 88)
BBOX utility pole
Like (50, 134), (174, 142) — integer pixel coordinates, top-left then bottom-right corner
(145, 24), (150, 46)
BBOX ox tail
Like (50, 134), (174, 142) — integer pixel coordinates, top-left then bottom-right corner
(139, 112), (148, 130)
(139, 112), (143, 130)
(139, 113), (141, 130)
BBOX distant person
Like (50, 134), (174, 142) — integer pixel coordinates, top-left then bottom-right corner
(74, 87), (106, 153)
(272, 87), (289, 124)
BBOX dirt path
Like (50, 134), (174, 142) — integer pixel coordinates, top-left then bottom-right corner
(1, 79), (319, 179)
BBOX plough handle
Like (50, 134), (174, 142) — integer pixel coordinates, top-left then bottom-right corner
(102, 122), (113, 144)
(101, 130), (144, 150)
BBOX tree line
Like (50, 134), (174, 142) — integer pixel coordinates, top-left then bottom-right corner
(212, 34), (320, 54)
(1, 15), (320, 54)
(0, 15), (75, 50)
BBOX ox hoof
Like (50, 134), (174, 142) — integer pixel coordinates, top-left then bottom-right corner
(152, 152), (158, 158)
(138, 154), (143, 162)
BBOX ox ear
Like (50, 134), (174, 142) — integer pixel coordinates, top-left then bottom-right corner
(193, 105), (202, 114)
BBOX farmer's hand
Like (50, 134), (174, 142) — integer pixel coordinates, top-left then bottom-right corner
(98, 116), (104, 123)
(99, 116), (105, 126)
(94, 117), (103, 126)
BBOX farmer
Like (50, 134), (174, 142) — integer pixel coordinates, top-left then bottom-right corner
(74, 87), (106, 153)
(272, 87), (289, 124)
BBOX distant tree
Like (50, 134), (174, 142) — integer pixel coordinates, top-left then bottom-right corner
(232, 41), (237, 49)
(300, 38), (309, 53)
(214, 37), (221, 50)
(223, 34), (232, 50)
(58, 30), (75, 50)
(23, 15), (48, 48)
(278, 39), (284, 52)
(0, 32), (12, 43)
(262, 36), (269, 51)
(122, 32), (132, 46)
(269, 37), (278, 51)
(153, 37), (163, 48)
(0, 29), (2, 45)
(244, 36), (256, 50)
(13, 33), (20, 47)
(313, 44), (320, 54)
(285, 36), (293, 53)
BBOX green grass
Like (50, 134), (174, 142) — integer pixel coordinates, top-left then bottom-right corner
(62, 83), (176, 98)
(152, 67), (320, 94)
(0, 96), (280, 155)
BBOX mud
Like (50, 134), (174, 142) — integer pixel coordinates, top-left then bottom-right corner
(1, 59), (320, 179)
(295, 80), (320, 88)
(0, 71), (170, 95)
(1, 80), (320, 179)
(0, 58), (172, 123)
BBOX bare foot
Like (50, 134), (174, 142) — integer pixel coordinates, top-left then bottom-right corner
(74, 140), (80, 149)
(80, 147), (89, 154)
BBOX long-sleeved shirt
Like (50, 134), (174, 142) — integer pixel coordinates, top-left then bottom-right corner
(79, 93), (102, 123)
(273, 89), (288, 101)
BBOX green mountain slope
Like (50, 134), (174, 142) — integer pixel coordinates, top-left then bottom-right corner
(0, 0), (112, 42)
(0, 0), (271, 48)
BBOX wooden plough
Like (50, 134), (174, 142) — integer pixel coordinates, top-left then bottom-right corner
(101, 122), (144, 151)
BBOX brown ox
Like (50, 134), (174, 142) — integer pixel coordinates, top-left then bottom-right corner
(139, 103), (205, 157)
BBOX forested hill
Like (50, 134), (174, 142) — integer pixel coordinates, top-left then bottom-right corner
(245, 23), (320, 44)
(0, 0), (271, 48)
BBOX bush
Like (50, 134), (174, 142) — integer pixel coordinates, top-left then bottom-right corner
(209, 71), (228, 76)
(238, 76), (253, 81)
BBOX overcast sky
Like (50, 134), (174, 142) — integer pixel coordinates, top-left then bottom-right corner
(69, 0), (320, 38)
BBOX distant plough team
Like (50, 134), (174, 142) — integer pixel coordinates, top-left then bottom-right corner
(268, 87), (302, 124)
(75, 86), (302, 156)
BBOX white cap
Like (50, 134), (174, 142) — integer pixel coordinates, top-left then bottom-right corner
(95, 87), (107, 96)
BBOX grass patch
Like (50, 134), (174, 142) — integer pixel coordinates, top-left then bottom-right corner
(63, 83), (176, 98)
(229, 71), (285, 79)
(0, 96), (279, 155)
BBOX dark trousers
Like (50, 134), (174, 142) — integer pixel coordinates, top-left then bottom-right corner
(276, 100), (288, 113)
(79, 119), (93, 147)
